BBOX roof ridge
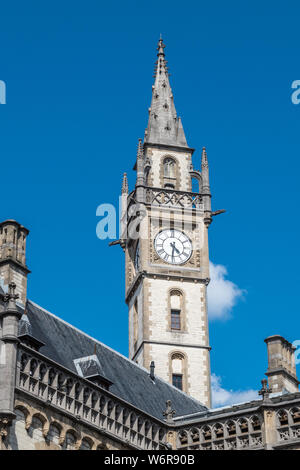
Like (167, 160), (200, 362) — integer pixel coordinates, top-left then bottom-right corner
(27, 299), (205, 409)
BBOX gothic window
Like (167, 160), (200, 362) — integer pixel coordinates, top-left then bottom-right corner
(250, 415), (261, 431)
(227, 420), (236, 436)
(214, 423), (224, 439)
(291, 407), (300, 423)
(178, 430), (188, 445)
(164, 158), (176, 178)
(170, 351), (186, 392)
(163, 157), (177, 189)
(278, 409), (288, 426)
(202, 425), (212, 441)
(239, 418), (249, 433)
(80, 438), (92, 450)
(172, 374), (183, 390)
(31, 417), (44, 444)
(48, 423), (61, 446)
(64, 431), (76, 450)
(171, 309), (181, 330)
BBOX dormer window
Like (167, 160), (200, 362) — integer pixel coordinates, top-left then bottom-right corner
(73, 354), (113, 391)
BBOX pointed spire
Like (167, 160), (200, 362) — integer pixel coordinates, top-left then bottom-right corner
(201, 147), (208, 169)
(122, 172), (128, 194)
(145, 38), (188, 148)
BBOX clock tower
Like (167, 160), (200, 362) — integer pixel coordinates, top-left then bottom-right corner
(122, 39), (213, 407)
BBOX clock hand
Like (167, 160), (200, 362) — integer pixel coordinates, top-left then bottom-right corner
(171, 243), (175, 261)
(170, 241), (180, 255)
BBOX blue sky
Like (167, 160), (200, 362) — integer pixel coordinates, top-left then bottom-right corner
(1, 0), (299, 406)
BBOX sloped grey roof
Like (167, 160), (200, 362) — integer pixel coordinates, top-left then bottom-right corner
(25, 300), (207, 420)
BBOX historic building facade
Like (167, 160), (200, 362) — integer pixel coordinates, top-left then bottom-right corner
(0, 39), (299, 451)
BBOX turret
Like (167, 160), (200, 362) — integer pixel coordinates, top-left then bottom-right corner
(0, 220), (30, 306)
(0, 283), (22, 432)
(265, 335), (299, 394)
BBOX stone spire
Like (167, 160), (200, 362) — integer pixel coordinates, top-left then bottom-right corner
(144, 38), (188, 148)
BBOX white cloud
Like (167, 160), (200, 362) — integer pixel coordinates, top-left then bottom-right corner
(207, 262), (244, 320)
(211, 374), (258, 408)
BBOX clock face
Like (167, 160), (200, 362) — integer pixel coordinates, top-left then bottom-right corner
(154, 229), (192, 265)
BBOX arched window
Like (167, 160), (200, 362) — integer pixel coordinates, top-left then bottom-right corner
(163, 157), (177, 189)
(164, 158), (176, 178)
(169, 290), (183, 331)
(170, 352), (186, 391)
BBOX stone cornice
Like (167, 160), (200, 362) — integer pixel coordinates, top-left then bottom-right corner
(144, 141), (195, 154)
(132, 340), (211, 362)
(0, 257), (31, 274)
(265, 367), (300, 385)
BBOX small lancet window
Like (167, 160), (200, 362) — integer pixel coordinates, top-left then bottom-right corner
(171, 351), (185, 392)
(170, 290), (183, 331)
(164, 158), (176, 178)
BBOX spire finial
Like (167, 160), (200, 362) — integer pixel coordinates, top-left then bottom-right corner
(157, 37), (165, 57)
(122, 172), (128, 194)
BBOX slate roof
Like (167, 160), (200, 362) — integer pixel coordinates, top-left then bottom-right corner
(24, 300), (207, 421)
